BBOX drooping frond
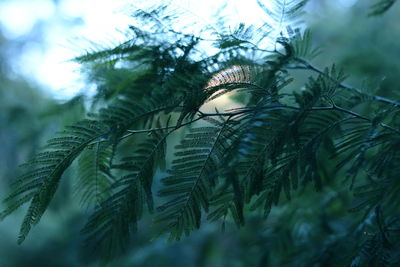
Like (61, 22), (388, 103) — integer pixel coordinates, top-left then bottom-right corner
(155, 117), (234, 241)
(1, 120), (110, 244)
(75, 142), (114, 209)
(251, 109), (350, 212)
(207, 168), (245, 229)
(80, 121), (169, 263)
(1, 91), (177, 245)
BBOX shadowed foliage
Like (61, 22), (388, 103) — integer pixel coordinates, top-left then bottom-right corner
(2, 0), (400, 266)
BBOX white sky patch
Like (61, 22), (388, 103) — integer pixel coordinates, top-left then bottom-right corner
(1, 0), (134, 100)
(0, 0), (55, 38)
(59, 0), (132, 42)
(34, 0), (133, 100)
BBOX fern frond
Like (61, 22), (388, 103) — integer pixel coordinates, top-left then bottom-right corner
(334, 114), (400, 189)
(75, 142), (114, 209)
(207, 166), (245, 229)
(318, 65), (347, 101)
(155, 117), (233, 241)
(205, 105), (290, 220)
(80, 122), (169, 263)
(1, 120), (109, 244)
(249, 109), (348, 214)
(293, 64), (346, 108)
(288, 28), (321, 60)
(2, 93), (175, 245)
(81, 178), (143, 264)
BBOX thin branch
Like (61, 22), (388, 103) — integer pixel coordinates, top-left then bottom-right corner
(120, 115), (206, 140)
(90, 100), (399, 147)
(332, 104), (400, 135)
(290, 57), (400, 107)
(203, 104), (400, 135)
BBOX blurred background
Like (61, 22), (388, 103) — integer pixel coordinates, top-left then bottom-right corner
(0, 0), (399, 266)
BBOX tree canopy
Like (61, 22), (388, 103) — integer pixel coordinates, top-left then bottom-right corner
(2, 0), (400, 266)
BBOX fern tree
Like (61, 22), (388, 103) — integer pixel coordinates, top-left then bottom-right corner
(2, 0), (400, 266)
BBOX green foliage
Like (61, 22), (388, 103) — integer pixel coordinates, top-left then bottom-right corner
(81, 119), (169, 264)
(75, 141), (114, 209)
(156, 117), (234, 242)
(2, 0), (400, 266)
(2, 120), (109, 244)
